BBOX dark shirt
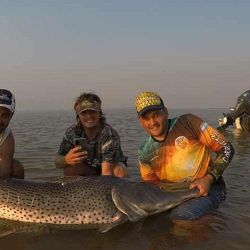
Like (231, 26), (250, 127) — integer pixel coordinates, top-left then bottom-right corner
(58, 123), (127, 173)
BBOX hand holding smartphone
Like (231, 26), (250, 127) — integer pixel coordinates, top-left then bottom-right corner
(74, 138), (88, 151)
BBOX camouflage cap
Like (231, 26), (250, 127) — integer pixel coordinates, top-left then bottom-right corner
(135, 91), (164, 117)
(75, 100), (101, 114)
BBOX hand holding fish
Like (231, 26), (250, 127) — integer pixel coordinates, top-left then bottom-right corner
(189, 174), (214, 197)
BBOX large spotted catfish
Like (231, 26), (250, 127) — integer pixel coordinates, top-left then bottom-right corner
(0, 176), (197, 233)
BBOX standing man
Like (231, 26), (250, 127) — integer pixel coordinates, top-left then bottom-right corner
(0, 89), (24, 178)
(55, 92), (127, 177)
(135, 91), (234, 220)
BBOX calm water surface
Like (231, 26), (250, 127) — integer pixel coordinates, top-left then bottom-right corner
(0, 108), (249, 250)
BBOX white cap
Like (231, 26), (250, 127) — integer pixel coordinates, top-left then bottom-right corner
(0, 89), (16, 113)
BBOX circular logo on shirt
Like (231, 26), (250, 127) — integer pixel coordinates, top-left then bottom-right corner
(175, 136), (189, 150)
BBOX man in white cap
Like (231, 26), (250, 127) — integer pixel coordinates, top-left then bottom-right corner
(55, 92), (127, 177)
(0, 89), (24, 178)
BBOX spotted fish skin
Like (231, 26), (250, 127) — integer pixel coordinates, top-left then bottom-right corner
(0, 176), (197, 232)
(0, 176), (125, 226)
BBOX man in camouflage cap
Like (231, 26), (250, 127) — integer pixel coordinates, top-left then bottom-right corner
(55, 92), (127, 177)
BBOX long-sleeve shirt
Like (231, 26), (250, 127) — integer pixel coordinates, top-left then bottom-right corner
(138, 114), (234, 183)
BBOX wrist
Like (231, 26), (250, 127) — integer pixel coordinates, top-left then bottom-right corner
(206, 173), (215, 184)
(55, 154), (68, 168)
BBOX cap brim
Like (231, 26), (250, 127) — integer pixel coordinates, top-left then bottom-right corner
(138, 105), (162, 117)
(0, 104), (14, 113)
(78, 108), (100, 114)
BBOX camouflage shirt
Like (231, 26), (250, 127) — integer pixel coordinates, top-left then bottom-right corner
(58, 123), (127, 173)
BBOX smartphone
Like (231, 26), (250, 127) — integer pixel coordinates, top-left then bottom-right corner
(74, 137), (88, 151)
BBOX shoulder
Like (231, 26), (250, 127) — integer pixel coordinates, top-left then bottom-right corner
(179, 113), (202, 121)
(138, 136), (155, 160)
(175, 114), (213, 137)
(64, 124), (81, 139)
(139, 136), (150, 151)
(0, 126), (11, 146)
(65, 124), (78, 134)
(0, 127), (13, 143)
(101, 123), (119, 138)
(177, 113), (204, 127)
(0, 129), (14, 156)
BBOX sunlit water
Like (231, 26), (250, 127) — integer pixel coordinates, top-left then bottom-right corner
(0, 108), (249, 250)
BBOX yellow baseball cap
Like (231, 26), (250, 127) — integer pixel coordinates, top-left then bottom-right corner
(135, 91), (164, 117)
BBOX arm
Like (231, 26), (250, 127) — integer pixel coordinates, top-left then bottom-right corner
(209, 141), (234, 181)
(55, 147), (87, 169)
(55, 153), (68, 169)
(101, 161), (114, 175)
(55, 129), (87, 169)
(190, 140), (234, 196)
(139, 160), (160, 183)
(100, 126), (127, 176)
(199, 124), (234, 181)
(189, 173), (215, 196)
(0, 132), (14, 177)
(189, 115), (234, 195)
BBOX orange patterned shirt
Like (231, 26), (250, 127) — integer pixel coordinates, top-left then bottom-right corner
(138, 114), (233, 183)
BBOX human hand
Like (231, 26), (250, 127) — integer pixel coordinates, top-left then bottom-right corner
(189, 174), (214, 197)
(64, 146), (88, 165)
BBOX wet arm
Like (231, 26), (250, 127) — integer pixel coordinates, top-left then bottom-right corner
(101, 161), (113, 175)
(101, 131), (125, 176)
(0, 133), (14, 177)
(54, 153), (68, 169)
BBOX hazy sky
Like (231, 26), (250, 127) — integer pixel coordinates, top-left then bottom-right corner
(1, 0), (249, 111)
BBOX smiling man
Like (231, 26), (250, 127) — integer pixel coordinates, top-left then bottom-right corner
(0, 89), (24, 178)
(55, 92), (127, 177)
(135, 91), (234, 220)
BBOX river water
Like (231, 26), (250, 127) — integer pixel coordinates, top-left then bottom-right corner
(0, 108), (249, 250)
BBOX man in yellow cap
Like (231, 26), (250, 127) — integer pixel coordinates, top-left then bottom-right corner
(135, 91), (234, 220)
(55, 92), (127, 177)
(0, 89), (24, 178)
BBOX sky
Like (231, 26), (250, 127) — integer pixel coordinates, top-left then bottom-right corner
(0, 0), (249, 111)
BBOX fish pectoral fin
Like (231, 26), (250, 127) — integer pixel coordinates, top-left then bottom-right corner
(111, 188), (148, 222)
(111, 181), (198, 221)
(98, 211), (127, 233)
(98, 225), (113, 233)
